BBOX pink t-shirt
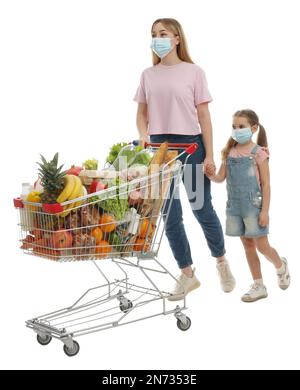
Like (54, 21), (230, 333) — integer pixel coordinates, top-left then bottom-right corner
(134, 62), (212, 135)
(228, 143), (269, 189)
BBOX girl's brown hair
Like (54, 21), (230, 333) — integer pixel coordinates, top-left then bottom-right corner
(151, 18), (194, 65)
(221, 109), (268, 162)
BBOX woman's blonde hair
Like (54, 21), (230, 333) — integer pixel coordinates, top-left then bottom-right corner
(151, 18), (194, 65)
(221, 109), (268, 162)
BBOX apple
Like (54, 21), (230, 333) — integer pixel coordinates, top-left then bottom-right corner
(51, 230), (73, 249)
(67, 165), (83, 176)
(89, 179), (107, 194)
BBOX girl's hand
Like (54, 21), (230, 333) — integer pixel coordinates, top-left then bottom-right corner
(261, 147), (270, 157)
(203, 157), (216, 176)
(206, 173), (217, 182)
(259, 211), (269, 227)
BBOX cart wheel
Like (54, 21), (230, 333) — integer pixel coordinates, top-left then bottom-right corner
(63, 340), (80, 357)
(119, 300), (133, 313)
(177, 316), (191, 331)
(37, 334), (52, 346)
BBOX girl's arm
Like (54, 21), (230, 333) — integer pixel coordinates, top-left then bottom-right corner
(258, 160), (271, 227)
(208, 162), (227, 183)
(136, 103), (149, 145)
(197, 103), (216, 175)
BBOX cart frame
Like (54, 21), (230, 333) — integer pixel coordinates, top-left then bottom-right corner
(15, 142), (199, 356)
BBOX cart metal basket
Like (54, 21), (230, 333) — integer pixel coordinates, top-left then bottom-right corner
(14, 142), (198, 356)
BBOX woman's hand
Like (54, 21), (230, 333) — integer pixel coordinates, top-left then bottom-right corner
(139, 137), (149, 148)
(203, 156), (216, 176)
(259, 211), (269, 227)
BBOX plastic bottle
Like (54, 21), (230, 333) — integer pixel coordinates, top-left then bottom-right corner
(20, 183), (34, 231)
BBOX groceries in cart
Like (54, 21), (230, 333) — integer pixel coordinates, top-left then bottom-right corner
(14, 142), (180, 262)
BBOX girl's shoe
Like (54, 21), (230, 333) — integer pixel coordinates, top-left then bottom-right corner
(277, 257), (290, 290)
(167, 268), (201, 301)
(241, 283), (268, 302)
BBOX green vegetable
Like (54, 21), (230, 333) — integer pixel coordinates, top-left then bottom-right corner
(134, 145), (143, 153)
(108, 231), (122, 247)
(109, 143), (151, 170)
(83, 158), (98, 170)
(113, 149), (136, 170)
(106, 142), (128, 164)
(92, 177), (129, 221)
(131, 150), (152, 166)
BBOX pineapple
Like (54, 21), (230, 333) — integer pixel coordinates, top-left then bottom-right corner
(38, 153), (66, 204)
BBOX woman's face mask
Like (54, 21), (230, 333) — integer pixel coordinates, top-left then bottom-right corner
(150, 37), (173, 58)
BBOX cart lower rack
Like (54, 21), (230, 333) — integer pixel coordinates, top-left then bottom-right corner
(15, 142), (198, 356)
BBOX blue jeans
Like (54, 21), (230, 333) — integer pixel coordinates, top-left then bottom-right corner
(150, 134), (226, 269)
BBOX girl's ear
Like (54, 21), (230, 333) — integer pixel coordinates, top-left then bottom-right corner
(252, 125), (259, 133)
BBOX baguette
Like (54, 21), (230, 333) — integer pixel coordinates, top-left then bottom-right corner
(148, 142), (168, 173)
(141, 142), (169, 217)
(164, 150), (178, 166)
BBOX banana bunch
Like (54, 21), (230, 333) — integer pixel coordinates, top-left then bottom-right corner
(57, 175), (85, 217)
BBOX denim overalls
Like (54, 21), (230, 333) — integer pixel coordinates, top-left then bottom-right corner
(225, 144), (269, 237)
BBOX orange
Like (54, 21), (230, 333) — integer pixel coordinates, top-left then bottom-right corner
(99, 214), (116, 233)
(138, 219), (154, 239)
(95, 240), (112, 258)
(133, 238), (151, 252)
(91, 227), (103, 244)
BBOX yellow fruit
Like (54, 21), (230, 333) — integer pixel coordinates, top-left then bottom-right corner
(26, 191), (41, 211)
(59, 176), (83, 217)
(57, 175), (75, 203)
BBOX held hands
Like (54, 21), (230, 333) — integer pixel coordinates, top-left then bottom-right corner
(259, 211), (269, 227)
(203, 156), (216, 177)
(261, 147), (270, 157)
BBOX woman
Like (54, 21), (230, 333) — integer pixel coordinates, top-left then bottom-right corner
(134, 18), (235, 300)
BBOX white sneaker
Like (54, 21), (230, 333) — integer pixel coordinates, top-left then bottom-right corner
(168, 268), (201, 301)
(216, 260), (236, 293)
(241, 283), (268, 303)
(277, 257), (290, 290)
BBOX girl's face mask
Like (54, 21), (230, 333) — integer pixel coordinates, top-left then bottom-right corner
(231, 127), (253, 144)
(150, 37), (173, 58)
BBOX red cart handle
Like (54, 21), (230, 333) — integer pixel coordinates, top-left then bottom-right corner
(144, 142), (198, 155)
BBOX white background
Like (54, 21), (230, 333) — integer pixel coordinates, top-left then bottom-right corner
(1, 0), (299, 370)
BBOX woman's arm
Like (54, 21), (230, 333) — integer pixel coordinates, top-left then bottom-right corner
(197, 103), (216, 176)
(208, 163), (227, 183)
(257, 160), (271, 227)
(136, 103), (149, 145)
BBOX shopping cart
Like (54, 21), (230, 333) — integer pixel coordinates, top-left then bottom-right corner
(14, 142), (198, 356)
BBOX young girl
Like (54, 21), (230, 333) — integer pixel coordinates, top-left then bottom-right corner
(134, 18), (235, 300)
(209, 109), (290, 302)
